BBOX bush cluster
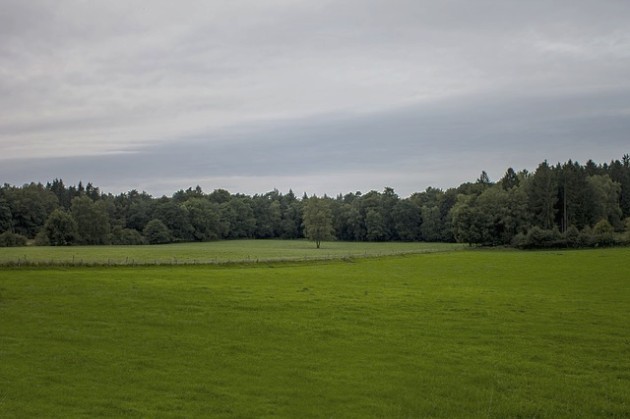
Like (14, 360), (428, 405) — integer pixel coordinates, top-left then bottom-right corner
(512, 220), (629, 249)
(0, 231), (28, 247)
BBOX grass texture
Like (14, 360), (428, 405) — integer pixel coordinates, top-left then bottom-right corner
(1, 247), (629, 417)
(0, 240), (463, 266)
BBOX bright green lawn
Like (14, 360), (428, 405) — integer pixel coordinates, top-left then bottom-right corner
(0, 240), (463, 265)
(1, 248), (629, 417)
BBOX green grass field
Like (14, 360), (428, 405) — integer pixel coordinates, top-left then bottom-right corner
(1, 246), (629, 417)
(0, 240), (463, 265)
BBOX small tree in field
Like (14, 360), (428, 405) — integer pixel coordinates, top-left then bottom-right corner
(302, 197), (334, 248)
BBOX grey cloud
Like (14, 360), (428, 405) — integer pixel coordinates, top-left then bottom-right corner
(1, 87), (628, 197)
(1, 1), (629, 196)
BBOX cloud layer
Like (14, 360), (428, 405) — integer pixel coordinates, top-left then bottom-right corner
(1, 1), (629, 196)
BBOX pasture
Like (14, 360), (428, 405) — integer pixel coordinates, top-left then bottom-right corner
(1, 246), (629, 417)
(0, 240), (463, 266)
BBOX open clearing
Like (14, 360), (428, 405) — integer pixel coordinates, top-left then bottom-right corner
(1, 247), (629, 417)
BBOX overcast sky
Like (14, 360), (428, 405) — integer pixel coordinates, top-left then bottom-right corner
(1, 0), (629, 197)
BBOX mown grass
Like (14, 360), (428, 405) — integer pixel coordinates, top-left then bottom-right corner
(0, 240), (463, 266)
(1, 248), (629, 417)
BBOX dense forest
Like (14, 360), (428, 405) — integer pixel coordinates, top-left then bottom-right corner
(1, 156), (630, 248)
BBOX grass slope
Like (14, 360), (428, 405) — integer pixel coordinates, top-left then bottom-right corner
(1, 248), (629, 417)
(0, 240), (463, 266)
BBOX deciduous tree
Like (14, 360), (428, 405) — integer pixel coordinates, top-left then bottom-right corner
(302, 197), (334, 248)
(41, 209), (78, 246)
(71, 196), (111, 245)
(143, 219), (171, 244)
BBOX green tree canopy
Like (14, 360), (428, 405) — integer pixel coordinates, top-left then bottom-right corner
(0, 199), (12, 233)
(302, 197), (335, 248)
(71, 195), (111, 245)
(183, 198), (222, 241)
(143, 219), (172, 244)
(4, 183), (58, 238)
(41, 209), (79, 246)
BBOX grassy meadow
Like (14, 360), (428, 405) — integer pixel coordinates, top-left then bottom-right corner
(0, 240), (463, 266)
(1, 245), (629, 417)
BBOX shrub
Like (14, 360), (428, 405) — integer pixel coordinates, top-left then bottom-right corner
(578, 226), (595, 247)
(511, 232), (528, 248)
(593, 219), (614, 235)
(0, 231), (28, 247)
(617, 231), (630, 246)
(143, 219), (172, 245)
(512, 226), (563, 249)
(529, 226), (563, 248)
(593, 219), (615, 246)
(34, 230), (50, 246)
(564, 225), (580, 248)
(111, 227), (146, 245)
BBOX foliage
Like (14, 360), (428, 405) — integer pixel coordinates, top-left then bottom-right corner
(516, 226), (563, 249)
(41, 209), (79, 246)
(125, 193), (153, 232)
(593, 219), (615, 246)
(221, 197), (256, 239)
(0, 198), (12, 233)
(392, 199), (422, 241)
(578, 226), (596, 248)
(527, 161), (557, 230)
(587, 175), (622, 228)
(2, 183), (58, 237)
(153, 198), (194, 242)
(143, 219), (172, 244)
(110, 227), (146, 245)
(71, 196), (111, 245)
(512, 221), (625, 249)
(183, 198), (223, 241)
(0, 231), (28, 247)
(564, 225), (580, 248)
(1, 156), (630, 248)
(451, 186), (529, 246)
(302, 197), (335, 248)
(365, 208), (386, 241)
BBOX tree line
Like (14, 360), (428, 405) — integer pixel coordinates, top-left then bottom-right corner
(1, 156), (630, 248)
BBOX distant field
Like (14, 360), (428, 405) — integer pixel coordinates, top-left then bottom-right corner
(1, 248), (629, 417)
(0, 240), (463, 265)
